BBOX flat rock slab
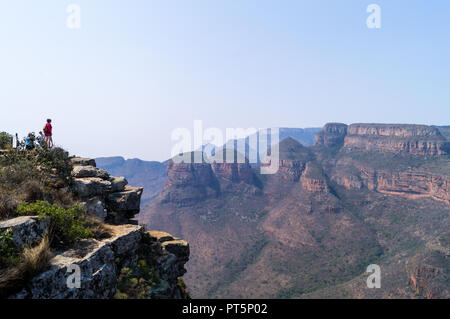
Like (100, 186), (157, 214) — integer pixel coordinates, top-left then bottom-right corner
(72, 165), (109, 179)
(147, 230), (174, 243)
(73, 177), (112, 198)
(161, 240), (190, 260)
(71, 157), (96, 167)
(0, 216), (49, 249)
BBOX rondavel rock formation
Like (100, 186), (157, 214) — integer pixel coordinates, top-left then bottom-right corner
(0, 157), (190, 299)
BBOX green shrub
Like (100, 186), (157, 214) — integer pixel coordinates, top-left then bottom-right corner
(0, 228), (19, 269)
(35, 147), (73, 180)
(0, 132), (12, 149)
(16, 201), (93, 246)
(114, 260), (162, 299)
(0, 147), (75, 220)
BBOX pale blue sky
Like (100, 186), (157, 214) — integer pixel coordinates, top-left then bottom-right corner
(0, 1), (449, 161)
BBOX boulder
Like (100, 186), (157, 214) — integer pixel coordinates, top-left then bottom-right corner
(105, 186), (143, 215)
(0, 216), (49, 249)
(73, 177), (112, 198)
(108, 176), (128, 192)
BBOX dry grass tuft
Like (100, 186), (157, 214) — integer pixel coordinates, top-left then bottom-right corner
(84, 217), (114, 240)
(0, 236), (52, 297)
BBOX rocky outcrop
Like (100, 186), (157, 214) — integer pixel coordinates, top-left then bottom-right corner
(10, 225), (190, 299)
(70, 157), (96, 167)
(161, 158), (220, 207)
(106, 186), (144, 217)
(144, 231), (190, 299)
(73, 178), (112, 198)
(314, 123), (348, 148)
(2, 156), (190, 299)
(71, 157), (142, 224)
(160, 151), (260, 206)
(300, 162), (329, 193)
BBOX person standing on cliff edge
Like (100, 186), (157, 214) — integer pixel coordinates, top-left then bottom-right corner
(43, 118), (53, 148)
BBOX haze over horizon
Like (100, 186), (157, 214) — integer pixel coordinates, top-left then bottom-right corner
(1, 1), (449, 161)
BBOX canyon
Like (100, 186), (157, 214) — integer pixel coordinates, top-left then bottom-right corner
(140, 123), (449, 298)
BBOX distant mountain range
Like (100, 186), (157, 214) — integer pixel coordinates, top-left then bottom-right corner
(96, 127), (322, 205)
(95, 157), (167, 206)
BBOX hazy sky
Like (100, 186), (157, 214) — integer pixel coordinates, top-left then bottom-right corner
(1, 1), (449, 161)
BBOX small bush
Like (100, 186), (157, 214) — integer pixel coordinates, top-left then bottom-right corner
(114, 260), (162, 299)
(17, 201), (93, 246)
(0, 132), (12, 149)
(35, 147), (73, 181)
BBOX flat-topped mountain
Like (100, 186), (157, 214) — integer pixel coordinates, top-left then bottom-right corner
(141, 122), (450, 299)
(315, 123), (449, 155)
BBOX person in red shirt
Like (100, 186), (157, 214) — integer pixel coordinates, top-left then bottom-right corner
(43, 118), (53, 148)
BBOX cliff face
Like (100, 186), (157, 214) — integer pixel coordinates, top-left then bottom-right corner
(344, 124), (449, 155)
(332, 166), (449, 204)
(315, 123), (450, 155)
(360, 169), (449, 204)
(1, 157), (190, 299)
(159, 151), (260, 207)
(300, 162), (329, 193)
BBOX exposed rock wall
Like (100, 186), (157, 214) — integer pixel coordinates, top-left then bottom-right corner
(314, 123), (450, 155)
(160, 152), (260, 206)
(71, 157), (143, 225)
(300, 162), (329, 193)
(344, 124), (449, 155)
(359, 168), (450, 204)
(9, 224), (190, 299)
(331, 166), (449, 204)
